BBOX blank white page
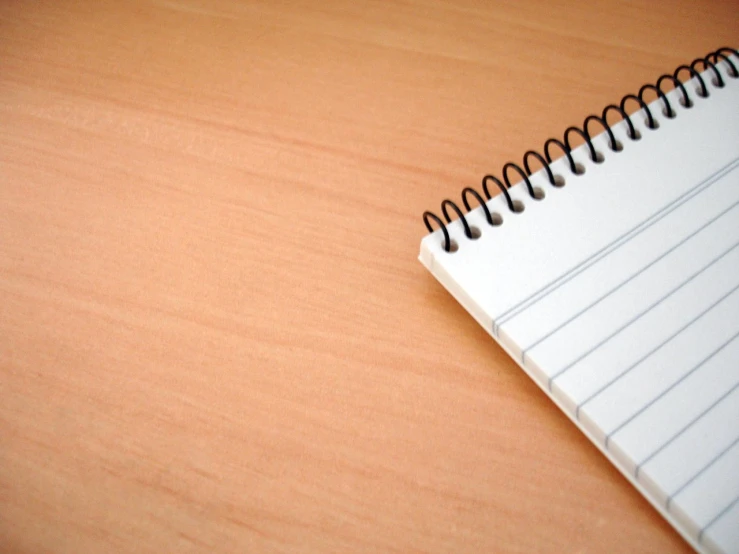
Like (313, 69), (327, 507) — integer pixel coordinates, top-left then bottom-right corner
(419, 53), (739, 554)
(704, 500), (739, 554)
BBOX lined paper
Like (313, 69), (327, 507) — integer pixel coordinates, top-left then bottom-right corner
(420, 56), (739, 554)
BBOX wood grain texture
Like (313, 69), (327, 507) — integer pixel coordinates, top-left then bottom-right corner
(1, 1), (737, 552)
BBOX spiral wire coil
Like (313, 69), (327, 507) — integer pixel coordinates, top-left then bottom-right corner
(422, 47), (739, 253)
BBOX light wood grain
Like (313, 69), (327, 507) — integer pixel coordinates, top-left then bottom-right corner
(1, 1), (737, 552)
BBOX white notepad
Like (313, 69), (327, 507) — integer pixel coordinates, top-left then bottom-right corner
(419, 49), (739, 554)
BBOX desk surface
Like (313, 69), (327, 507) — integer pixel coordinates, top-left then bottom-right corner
(2, 2), (737, 552)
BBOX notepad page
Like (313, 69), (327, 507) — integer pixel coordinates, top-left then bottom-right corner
(419, 56), (739, 554)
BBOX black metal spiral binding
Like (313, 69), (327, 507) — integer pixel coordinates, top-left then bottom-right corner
(423, 47), (739, 252)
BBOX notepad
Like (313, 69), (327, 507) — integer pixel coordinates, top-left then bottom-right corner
(419, 48), (739, 554)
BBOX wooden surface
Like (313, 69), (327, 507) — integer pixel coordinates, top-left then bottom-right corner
(1, 1), (737, 552)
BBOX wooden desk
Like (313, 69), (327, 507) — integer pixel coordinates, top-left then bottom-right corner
(2, 1), (736, 552)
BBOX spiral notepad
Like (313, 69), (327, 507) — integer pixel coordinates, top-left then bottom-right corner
(419, 48), (739, 554)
